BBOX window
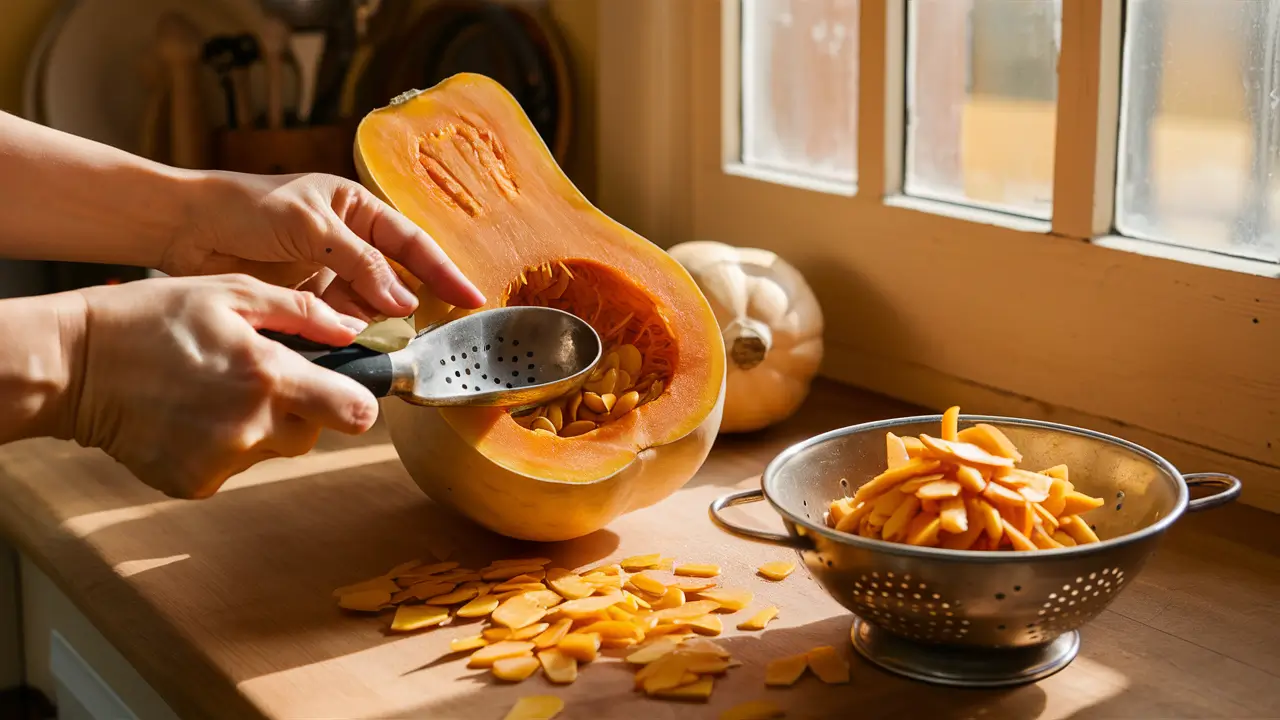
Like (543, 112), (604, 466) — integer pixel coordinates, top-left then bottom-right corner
(597, 1), (1278, 519)
(1116, 0), (1280, 263)
(739, 0), (860, 188)
(905, 0), (1062, 219)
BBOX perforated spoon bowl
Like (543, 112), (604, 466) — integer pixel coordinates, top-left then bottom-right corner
(264, 306), (601, 409)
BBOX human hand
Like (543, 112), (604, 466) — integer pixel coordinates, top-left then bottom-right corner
(70, 274), (378, 499)
(160, 171), (485, 322)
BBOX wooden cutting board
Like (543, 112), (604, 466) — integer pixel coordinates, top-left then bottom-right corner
(0, 380), (1276, 719)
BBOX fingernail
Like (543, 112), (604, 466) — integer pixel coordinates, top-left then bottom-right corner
(391, 281), (418, 309)
(337, 314), (368, 334)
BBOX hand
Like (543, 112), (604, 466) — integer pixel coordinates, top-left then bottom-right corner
(70, 274), (377, 499)
(160, 171), (485, 321)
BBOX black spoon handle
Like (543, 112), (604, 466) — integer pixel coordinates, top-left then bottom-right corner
(257, 329), (395, 397)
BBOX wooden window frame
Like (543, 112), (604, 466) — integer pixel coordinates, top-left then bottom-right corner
(597, 0), (1280, 513)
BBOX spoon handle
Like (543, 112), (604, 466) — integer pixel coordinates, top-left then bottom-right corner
(258, 330), (394, 397)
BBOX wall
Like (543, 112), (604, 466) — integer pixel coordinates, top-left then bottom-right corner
(0, 0), (59, 115)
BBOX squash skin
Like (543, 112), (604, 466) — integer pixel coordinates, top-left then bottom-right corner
(668, 241), (824, 434)
(381, 382), (723, 542)
(356, 74), (726, 540)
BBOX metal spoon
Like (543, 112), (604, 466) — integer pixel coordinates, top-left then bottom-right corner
(263, 306), (602, 409)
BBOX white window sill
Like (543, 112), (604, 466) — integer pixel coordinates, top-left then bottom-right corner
(1091, 235), (1280, 279)
(884, 194), (1054, 234)
(722, 162), (857, 197)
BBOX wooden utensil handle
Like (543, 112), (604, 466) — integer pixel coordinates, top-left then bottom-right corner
(157, 12), (208, 168)
(231, 66), (253, 128)
(260, 15), (290, 129)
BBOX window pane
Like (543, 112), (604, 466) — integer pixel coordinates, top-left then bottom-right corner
(740, 0), (859, 186)
(905, 0), (1061, 219)
(1116, 0), (1280, 263)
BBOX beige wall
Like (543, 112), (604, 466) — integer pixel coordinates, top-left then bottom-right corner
(547, 0), (600, 200)
(0, 0), (59, 114)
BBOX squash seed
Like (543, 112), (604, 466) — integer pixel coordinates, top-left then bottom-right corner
(560, 420), (596, 437)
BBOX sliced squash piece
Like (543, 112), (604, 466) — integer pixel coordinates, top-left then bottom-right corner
(765, 654), (808, 686)
(357, 74), (726, 542)
(502, 696), (564, 720)
(492, 655), (541, 682)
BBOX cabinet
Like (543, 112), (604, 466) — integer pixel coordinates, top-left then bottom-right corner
(13, 555), (177, 720)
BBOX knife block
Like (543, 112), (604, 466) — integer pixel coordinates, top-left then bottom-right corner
(213, 122), (358, 179)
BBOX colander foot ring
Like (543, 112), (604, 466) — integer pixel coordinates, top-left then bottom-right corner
(850, 618), (1080, 688)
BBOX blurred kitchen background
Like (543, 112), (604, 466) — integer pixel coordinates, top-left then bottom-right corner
(0, 0), (600, 297)
(1, 0), (1276, 298)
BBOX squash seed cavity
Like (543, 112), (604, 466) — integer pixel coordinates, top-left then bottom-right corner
(505, 260), (677, 438)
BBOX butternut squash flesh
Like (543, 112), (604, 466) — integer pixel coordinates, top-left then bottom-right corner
(355, 73), (725, 540)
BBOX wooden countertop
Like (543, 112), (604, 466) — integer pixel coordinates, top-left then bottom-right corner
(1, 380), (1277, 719)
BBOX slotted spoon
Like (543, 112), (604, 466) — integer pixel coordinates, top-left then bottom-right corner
(263, 306), (601, 409)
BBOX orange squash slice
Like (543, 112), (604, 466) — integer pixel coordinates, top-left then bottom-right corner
(355, 74), (726, 541)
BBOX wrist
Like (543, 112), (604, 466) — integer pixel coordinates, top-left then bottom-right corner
(155, 169), (249, 277)
(0, 290), (89, 444)
(47, 289), (91, 443)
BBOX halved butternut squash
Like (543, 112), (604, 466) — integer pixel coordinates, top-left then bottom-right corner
(355, 74), (726, 541)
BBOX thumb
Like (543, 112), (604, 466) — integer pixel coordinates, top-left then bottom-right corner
(225, 275), (368, 346)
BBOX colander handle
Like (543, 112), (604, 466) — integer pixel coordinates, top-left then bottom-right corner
(1184, 472), (1243, 512)
(709, 489), (812, 549)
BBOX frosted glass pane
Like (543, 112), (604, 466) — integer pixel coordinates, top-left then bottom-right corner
(740, 0), (859, 186)
(905, 0), (1061, 219)
(1116, 0), (1280, 263)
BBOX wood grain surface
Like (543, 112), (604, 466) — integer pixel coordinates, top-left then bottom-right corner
(0, 380), (1276, 719)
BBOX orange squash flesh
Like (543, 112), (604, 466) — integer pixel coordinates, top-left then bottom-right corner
(355, 74), (725, 540)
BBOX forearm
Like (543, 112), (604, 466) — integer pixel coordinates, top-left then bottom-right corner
(0, 111), (198, 267)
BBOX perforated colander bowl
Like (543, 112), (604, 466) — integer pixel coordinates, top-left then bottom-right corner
(710, 415), (1241, 688)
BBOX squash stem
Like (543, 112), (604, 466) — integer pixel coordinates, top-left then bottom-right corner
(724, 319), (771, 371)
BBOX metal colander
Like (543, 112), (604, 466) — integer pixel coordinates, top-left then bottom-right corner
(710, 415), (1242, 688)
